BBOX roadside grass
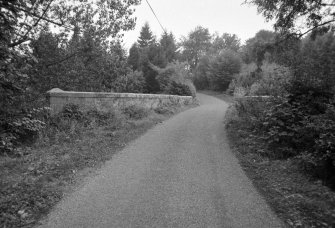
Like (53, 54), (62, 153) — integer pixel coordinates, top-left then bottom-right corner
(210, 92), (335, 228)
(0, 102), (197, 228)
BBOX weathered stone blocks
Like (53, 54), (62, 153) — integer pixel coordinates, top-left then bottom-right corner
(47, 88), (194, 115)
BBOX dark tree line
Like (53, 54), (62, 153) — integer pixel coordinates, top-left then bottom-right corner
(235, 0), (335, 187)
(127, 22), (179, 93)
(177, 26), (243, 91)
(0, 0), (141, 153)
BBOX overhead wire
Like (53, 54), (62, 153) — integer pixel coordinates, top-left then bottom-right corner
(145, 0), (167, 33)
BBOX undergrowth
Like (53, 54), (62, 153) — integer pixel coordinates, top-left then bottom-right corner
(224, 96), (335, 227)
(227, 95), (335, 188)
(0, 102), (194, 228)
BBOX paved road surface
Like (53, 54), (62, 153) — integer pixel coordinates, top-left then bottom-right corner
(39, 94), (284, 228)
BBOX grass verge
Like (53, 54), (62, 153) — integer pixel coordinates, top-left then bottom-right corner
(209, 91), (335, 228)
(0, 103), (197, 228)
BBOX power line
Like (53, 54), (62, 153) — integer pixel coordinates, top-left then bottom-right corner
(145, 0), (167, 33)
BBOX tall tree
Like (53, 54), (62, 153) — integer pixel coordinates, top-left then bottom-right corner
(1, 0), (141, 48)
(134, 23), (161, 93)
(180, 26), (211, 70)
(208, 49), (242, 91)
(128, 43), (141, 71)
(211, 33), (241, 53)
(137, 22), (155, 48)
(241, 30), (276, 68)
(141, 43), (161, 93)
(160, 31), (178, 65)
(0, 0), (141, 152)
(245, 0), (335, 37)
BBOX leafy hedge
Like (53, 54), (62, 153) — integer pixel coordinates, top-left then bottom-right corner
(228, 62), (292, 97)
(231, 93), (335, 188)
(0, 107), (48, 155)
(153, 61), (196, 97)
(113, 70), (145, 93)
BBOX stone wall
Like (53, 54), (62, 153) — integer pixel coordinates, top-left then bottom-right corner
(47, 88), (194, 115)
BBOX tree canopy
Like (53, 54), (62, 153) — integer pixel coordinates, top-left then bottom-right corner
(180, 26), (211, 70)
(245, 0), (335, 36)
(0, 0), (141, 154)
(137, 22), (155, 48)
(210, 33), (241, 53)
(1, 0), (141, 47)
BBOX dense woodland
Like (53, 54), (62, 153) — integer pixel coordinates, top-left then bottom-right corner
(1, 0), (335, 188)
(227, 0), (335, 189)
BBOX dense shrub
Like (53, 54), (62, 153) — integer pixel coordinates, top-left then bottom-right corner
(154, 61), (196, 97)
(39, 104), (126, 145)
(168, 81), (193, 96)
(207, 49), (242, 91)
(229, 92), (335, 186)
(154, 104), (175, 115)
(227, 32), (335, 188)
(0, 107), (48, 155)
(229, 63), (291, 97)
(292, 32), (335, 94)
(262, 93), (335, 185)
(122, 105), (150, 120)
(228, 63), (259, 95)
(250, 63), (292, 96)
(113, 70), (145, 93)
(60, 103), (85, 120)
(193, 55), (211, 90)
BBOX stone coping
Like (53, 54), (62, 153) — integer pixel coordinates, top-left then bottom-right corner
(235, 95), (272, 98)
(47, 89), (193, 99)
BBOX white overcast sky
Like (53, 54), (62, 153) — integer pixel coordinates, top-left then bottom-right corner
(122, 0), (274, 50)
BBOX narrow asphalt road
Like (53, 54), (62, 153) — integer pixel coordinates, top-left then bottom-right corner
(39, 93), (284, 228)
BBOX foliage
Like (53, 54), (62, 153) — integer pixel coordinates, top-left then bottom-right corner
(140, 44), (161, 93)
(242, 1), (335, 184)
(137, 22), (156, 48)
(229, 89), (335, 186)
(0, 107), (48, 155)
(193, 55), (211, 90)
(229, 62), (291, 97)
(249, 63), (292, 96)
(128, 25), (179, 93)
(0, 96), (193, 228)
(122, 105), (150, 120)
(159, 31), (178, 64)
(1, 0), (141, 48)
(207, 50), (242, 91)
(0, 0), (141, 153)
(291, 32), (335, 94)
(130, 23), (172, 93)
(180, 26), (211, 70)
(168, 81), (193, 96)
(184, 28), (242, 91)
(153, 61), (196, 97)
(39, 104), (127, 146)
(228, 63), (258, 95)
(228, 31), (335, 185)
(210, 33), (241, 53)
(245, 0), (335, 36)
(31, 29), (129, 93)
(241, 30), (276, 67)
(60, 103), (85, 120)
(261, 94), (335, 180)
(128, 43), (141, 71)
(225, 103), (335, 227)
(113, 70), (145, 93)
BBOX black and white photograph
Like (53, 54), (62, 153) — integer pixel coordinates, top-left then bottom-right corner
(1, 0), (335, 227)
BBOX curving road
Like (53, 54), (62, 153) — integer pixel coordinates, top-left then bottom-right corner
(38, 94), (285, 228)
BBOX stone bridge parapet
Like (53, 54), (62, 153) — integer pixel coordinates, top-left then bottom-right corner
(47, 88), (194, 115)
